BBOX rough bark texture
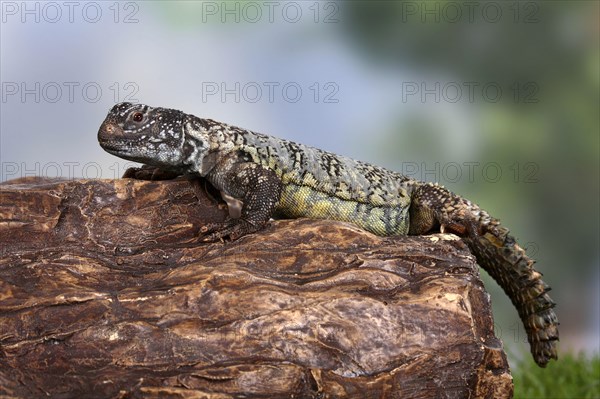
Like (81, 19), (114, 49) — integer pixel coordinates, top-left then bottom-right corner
(0, 177), (513, 398)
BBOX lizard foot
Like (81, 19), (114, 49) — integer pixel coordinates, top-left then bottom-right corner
(200, 219), (258, 242)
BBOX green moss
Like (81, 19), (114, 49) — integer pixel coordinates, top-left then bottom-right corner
(513, 352), (600, 398)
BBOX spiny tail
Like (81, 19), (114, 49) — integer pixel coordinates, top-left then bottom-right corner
(408, 182), (559, 367)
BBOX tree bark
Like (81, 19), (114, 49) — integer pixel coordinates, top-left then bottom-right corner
(0, 177), (513, 398)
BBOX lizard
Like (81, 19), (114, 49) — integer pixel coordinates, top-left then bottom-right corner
(97, 102), (559, 367)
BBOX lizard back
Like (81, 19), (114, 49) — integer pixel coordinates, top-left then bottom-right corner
(196, 119), (414, 235)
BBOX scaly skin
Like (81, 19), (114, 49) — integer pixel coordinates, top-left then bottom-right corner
(98, 102), (559, 367)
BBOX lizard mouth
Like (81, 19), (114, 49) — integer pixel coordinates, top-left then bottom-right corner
(99, 139), (150, 164)
(98, 121), (139, 156)
(99, 140), (131, 154)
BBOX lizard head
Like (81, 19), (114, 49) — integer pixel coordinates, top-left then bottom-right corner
(98, 102), (193, 170)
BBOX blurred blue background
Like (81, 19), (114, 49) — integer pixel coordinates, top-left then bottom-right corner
(1, 1), (598, 366)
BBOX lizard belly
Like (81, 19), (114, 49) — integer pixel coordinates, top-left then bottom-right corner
(276, 183), (410, 236)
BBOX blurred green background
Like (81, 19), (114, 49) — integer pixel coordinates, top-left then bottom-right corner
(339, 0), (600, 366)
(1, 0), (598, 381)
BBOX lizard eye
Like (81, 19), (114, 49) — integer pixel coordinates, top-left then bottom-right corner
(132, 112), (144, 122)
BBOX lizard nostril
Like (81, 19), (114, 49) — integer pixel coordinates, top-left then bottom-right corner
(98, 122), (121, 142)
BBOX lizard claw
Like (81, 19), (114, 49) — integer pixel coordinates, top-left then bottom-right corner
(199, 222), (231, 242)
(200, 219), (256, 242)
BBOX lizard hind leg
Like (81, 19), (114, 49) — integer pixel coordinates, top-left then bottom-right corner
(409, 182), (559, 367)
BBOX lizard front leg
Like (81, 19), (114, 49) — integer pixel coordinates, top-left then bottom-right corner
(409, 182), (559, 367)
(203, 157), (283, 241)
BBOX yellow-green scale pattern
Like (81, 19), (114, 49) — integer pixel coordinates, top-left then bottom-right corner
(277, 183), (409, 236)
(238, 138), (412, 236)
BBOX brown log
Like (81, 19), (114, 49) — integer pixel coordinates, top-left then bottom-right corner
(0, 177), (513, 398)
